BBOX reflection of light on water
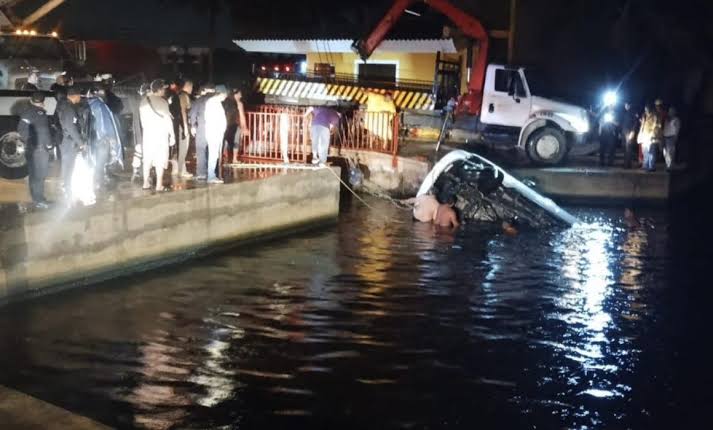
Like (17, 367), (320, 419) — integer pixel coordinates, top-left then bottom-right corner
(190, 337), (237, 407)
(555, 221), (617, 392)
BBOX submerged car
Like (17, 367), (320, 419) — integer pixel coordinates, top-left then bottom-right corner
(417, 150), (578, 228)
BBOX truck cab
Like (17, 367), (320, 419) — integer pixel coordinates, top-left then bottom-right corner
(0, 32), (68, 179)
(473, 64), (591, 164)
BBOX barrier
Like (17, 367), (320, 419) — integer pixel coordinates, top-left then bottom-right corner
(240, 111), (310, 163)
(238, 108), (400, 166)
(338, 111), (400, 157)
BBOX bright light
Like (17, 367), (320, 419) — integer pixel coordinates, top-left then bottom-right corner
(285, 65), (291, 72)
(260, 65), (266, 71)
(29, 30), (37, 35)
(51, 31), (58, 38)
(273, 66), (279, 71)
(603, 90), (618, 107)
(22, 29), (29, 35)
(15, 29), (21, 35)
(603, 112), (614, 123)
(299, 60), (307, 74)
(70, 154), (96, 206)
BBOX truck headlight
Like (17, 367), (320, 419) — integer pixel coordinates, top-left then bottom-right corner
(569, 116), (589, 133)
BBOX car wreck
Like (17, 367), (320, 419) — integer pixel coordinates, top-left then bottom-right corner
(417, 150), (578, 228)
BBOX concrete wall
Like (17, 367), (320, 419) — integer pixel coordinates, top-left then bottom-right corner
(333, 148), (430, 197)
(306, 52), (437, 83)
(0, 168), (340, 303)
(512, 167), (671, 203)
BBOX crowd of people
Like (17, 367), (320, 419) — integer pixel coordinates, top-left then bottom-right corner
(599, 98), (681, 172)
(18, 72), (346, 209)
(19, 74), (124, 209)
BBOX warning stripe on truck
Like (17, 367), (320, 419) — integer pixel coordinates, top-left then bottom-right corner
(256, 77), (435, 110)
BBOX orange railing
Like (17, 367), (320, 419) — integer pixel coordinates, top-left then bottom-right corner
(240, 111), (310, 163)
(337, 111), (400, 157)
(238, 108), (400, 165)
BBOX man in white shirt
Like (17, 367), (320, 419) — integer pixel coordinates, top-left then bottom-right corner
(204, 85), (229, 184)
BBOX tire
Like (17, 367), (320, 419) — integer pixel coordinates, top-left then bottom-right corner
(526, 127), (568, 165)
(0, 132), (28, 179)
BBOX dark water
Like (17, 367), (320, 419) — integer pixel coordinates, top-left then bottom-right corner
(0, 196), (711, 429)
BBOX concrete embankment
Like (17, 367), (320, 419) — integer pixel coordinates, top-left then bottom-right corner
(0, 385), (111, 429)
(332, 148), (431, 197)
(0, 168), (340, 304)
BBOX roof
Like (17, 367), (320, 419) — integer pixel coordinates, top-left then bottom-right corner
(234, 38), (457, 54)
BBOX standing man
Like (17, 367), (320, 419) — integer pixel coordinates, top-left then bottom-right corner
(188, 83), (215, 180)
(231, 89), (248, 164)
(139, 79), (174, 191)
(305, 106), (340, 166)
(203, 85), (229, 184)
(58, 86), (86, 200)
(87, 89), (123, 189)
(176, 79), (193, 178)
(663, 107), (681, 171)
(18, 92), (52, 208)
(621, 102), (639, 169)
(598, 108), (618, 167)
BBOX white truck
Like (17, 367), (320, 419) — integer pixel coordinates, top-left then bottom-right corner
(448, 64), (591, 165)
(0, 31), (66, 179)
(354, 0), (592, 165)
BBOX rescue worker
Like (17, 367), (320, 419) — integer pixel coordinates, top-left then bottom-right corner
(412, 194), (460, 229)
(23, 68), (40, 90)
(304, 106), (340, 166)
(58, 86), (86, 200)
(176, 79), (193, 178)
(100, 74), (124, 116)
(51, 73), (69, 102)
(139, 79), (174, 191)
(663, 107), (681, 171)
(203, 85), (229, 184)
(17, 91), (52, 208)
(598, 107), (619, 167)
(639, 105), (659, 172)
(188, 83), (216, 180)
(621, 102), (639, 169)
(167, 79), (183, 153)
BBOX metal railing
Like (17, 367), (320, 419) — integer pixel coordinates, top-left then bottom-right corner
(240, 111), (310, 163)
(337, 111), (400, 156)
(238, 108), (401, 166)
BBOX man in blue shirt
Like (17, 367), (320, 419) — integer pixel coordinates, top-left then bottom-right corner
(305, 106), (340, 166)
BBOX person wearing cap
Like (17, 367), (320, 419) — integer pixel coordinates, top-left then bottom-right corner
(188, 83), (216, 180)
(139, 79), (174, 191)
(57, 86), (86, 198)
(203, 85), (229, 184)
(17, 92), (52, 208)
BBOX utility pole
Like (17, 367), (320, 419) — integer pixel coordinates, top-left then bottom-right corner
(508, 0), (517, 64)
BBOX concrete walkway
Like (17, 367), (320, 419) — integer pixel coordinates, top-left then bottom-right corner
(0, 385), (111, 429)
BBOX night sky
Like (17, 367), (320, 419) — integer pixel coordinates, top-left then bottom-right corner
(21, 0), (713, 108)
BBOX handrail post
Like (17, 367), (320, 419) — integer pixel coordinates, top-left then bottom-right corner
(391, 112), (400, 168)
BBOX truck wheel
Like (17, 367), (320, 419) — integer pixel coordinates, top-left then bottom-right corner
(0, 132), (28, 179)
(526, 127), (568, 165)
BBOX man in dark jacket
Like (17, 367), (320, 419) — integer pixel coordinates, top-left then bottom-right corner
(18, 92), (52, 208)
(188, 83), (215, 179)
(58, 86), (86, 199)
(621, 102), (639, 168)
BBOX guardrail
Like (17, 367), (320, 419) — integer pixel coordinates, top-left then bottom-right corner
(237, 108), (400, 165)
(240, 111), (310, 163)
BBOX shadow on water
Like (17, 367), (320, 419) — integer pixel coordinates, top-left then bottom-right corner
(0, 179), (712, 429)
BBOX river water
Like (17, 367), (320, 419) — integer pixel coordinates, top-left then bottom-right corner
(0, 195), (710, 429)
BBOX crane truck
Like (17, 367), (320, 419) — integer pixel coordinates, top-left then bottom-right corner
(353, 0), (591, 165)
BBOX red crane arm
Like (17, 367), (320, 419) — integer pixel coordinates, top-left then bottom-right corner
(352, 0), (489, 115)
